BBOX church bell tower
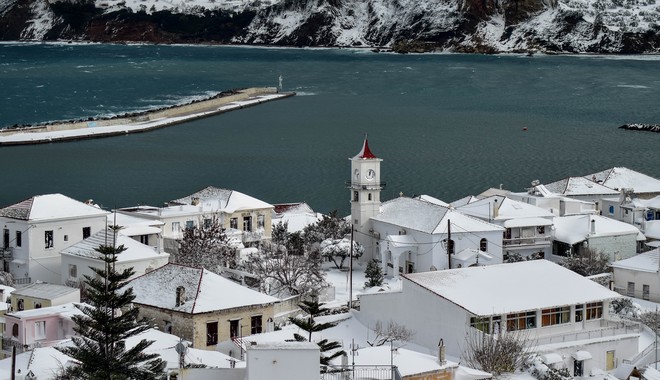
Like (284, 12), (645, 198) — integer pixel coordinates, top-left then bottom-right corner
(348, 136), (383, 258)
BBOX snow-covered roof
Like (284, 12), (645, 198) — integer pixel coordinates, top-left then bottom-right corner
(415, 195), (449, 207)
(544, 177), (619, 196)
(0, 285), (15, 303)
(402, 260), (621, 316)
(645, 220), (660, 240)
(452, 248), (493, 263)
(11, 282), (79, 301)
(553, 214), (644, 245)
(373, 197), (503, 235)
(271, 202), (321, 233)
(107, 212), (164, 236)
(610, 248), (660, 273)
(60, 228), (167, 262)
(0, 194), (109, 221)
(128, 264), (278, 314)
(6, 302), (85, 320)
(169, 186), (273, 213)
(450, 195), (480, 208)
(456, 195), (554, 221)
(586, 167), (660, 194)
(503, 217), (553, 228)
(350, 346), (458, 377)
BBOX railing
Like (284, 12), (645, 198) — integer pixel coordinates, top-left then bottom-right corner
(1, 338), (38, 354)
(535, 320), (641, 346)
(344, 181), (387, 190)
(623, 323), (657, 366)
(503, 236), (551, 247)
(321, 365), (402, 380)
(13, 277), (31, 286)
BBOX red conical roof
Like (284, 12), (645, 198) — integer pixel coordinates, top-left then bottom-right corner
(354, 135), (377, 159)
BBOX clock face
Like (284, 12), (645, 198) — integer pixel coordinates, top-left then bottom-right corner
(354, 169), (360, 179)
(366, 169), (376, 180)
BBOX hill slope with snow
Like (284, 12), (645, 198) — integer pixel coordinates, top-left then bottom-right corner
(1, 0), (660, 53)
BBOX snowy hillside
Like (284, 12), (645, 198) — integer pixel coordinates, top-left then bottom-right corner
(1, 0), (660, 53)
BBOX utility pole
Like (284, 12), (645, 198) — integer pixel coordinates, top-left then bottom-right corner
(349, 228), (354, 310)
(447, 219), (451, 270)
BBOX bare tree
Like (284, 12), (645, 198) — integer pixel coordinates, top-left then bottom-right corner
(244, 242), (326, 297)
(173, 216), (237, 270)
(463, 328), (535, 375)
(560, 247), (610, 277)
(367, 320), (415, 347)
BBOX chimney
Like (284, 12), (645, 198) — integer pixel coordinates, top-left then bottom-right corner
(175, 286), (185, 307)
(492, 199), (499, 219)
(191, 197), (200, 206)
(438, 339), (446, 365)
(590, 219), (596, 235)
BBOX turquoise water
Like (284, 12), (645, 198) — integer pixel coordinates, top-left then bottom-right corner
(1, 43), (659, 214)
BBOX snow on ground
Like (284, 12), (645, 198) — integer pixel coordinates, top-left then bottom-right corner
(321, 260), (402, 309)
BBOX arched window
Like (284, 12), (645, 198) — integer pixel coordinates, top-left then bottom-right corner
(368, 193), (372, 201)
(17, 299), (24, 311)
(12, 323), (18, 337)
(480, 238), (488, 252)
(609, 206), (615, 215)
(34, 303), (41, 309)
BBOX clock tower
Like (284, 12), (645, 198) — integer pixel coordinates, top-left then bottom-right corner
(348, 136), (384, 258)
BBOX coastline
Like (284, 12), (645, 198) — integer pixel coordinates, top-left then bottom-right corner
(0, 87), (295, 146)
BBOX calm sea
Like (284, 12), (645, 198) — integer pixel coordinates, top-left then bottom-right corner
(1, 43), (659, 214)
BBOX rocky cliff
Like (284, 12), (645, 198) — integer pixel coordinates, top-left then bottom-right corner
(2, 0), (660, 53)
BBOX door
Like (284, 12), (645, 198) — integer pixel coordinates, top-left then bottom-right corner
(606, 350), (615, 371)
(574, 360), (583, 376)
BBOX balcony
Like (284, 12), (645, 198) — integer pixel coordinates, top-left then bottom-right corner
(502, 236), (551, 247)
(1, 338), (39, 355)
(344, 181), (386, 190)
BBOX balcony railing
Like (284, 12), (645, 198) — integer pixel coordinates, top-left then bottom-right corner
(503, 236), (551, 247)
(13, 277), (31, 286)
(535, 319), (640, 346)
(1, 338), (39, 354)
(321, 365), (402, 380)
(344, 181), (386, 190)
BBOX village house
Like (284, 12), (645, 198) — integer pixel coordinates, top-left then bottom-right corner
(552, 214), (645, 261)
(601, 192), (660, 248)
(356, 260), (639, 376)
(507, 182), (598, 216)
(610, 248), (660, 302)
(118, 186), (273, 253)
(60, 228), (170, 287)
(0, 194), (109, 285)
(107, 211), (164, 251)
(586, 167), (660, 199)
(1, 302), (82, 355)
(9, 283), (79, 313)
(271, 202), (321, 233)
(453, 195), (554, 260)
(543, 176), (619, 206)
(126, 263), (279, 351)
(347, 137), (504, 273)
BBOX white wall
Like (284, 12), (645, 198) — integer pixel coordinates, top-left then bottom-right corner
(612, 267), (660, 301)
(245, 343), (319, 380)
(61, 253), (169, 285)
(589, 234), (639, 262)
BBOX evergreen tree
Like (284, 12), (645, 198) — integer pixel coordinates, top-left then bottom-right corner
(364, 259), (384, 288)
(289, 298), (345, 365)
(57, 229), (165, 379)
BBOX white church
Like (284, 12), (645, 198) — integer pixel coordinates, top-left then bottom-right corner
(348, 137), (504, 278)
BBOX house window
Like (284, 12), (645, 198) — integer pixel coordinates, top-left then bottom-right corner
(627, 282), (635, 297)
(206, 322), (218, 346)
(17, 299), (24, 311)
(644, 285), (650, 301)
(586, 302), (603, 320)
(45, 230), (54, 249)
(575, 304), (583, 322)
(140, 235), (149, 245)
(3, 229), (8, 249)
(368, 193), (372, 201)
(34, 302), (41, 309)
(447, 239), (455, 255)
(229, 319), (239, 339)
(353, 191), (359, 202)
(243, 216), (252, 232)
(34, 321), (46, 340)
(257, 215), (265, 229)
(15, 231), (21, 247)
(64, 235), (68, 242)
(541, 306), (570, 326)
(185, 220), (194, 230)
(506, 311), (536, 331)
(537, 226), (545, 235)
(480, 238), (488, 252)
(164, 320), (172, 334)
(82, 227), (91, 239)
(470, 317), (490, 334)
(251, 315), (262, 334)
(230, 218), (238, 229)
(609, 206), (615, 215)
(69, 264), (77, 279)
(204, 218), (212, 229)
(172, 222), (181, 233)
(12, 324), (18, 338)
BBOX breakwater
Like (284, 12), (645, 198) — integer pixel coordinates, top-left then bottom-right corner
(619, 124), (660, 133)
(0, 87), (295, 146)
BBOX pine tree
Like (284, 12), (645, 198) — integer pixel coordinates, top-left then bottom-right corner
(364, 259), (384, 288)
(289, 298), (345, 365)
(56, 228), (165, 379)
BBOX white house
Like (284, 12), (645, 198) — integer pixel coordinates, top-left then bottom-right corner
(543, 176), (619, 206)
(552, 214), (645, 261)
(601, 193), (660, 246)
(370, 196), (505, 276)
(107, 211), (164, 251)
(454, 195), (554, 260)
(610, 248), (660, 302)
(60, 228), (170, 287)
(271, 203), (321, 233)
(0, 194), (109, 285)
(508, 182), (598, 216)
(356, 260), (639, 375)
